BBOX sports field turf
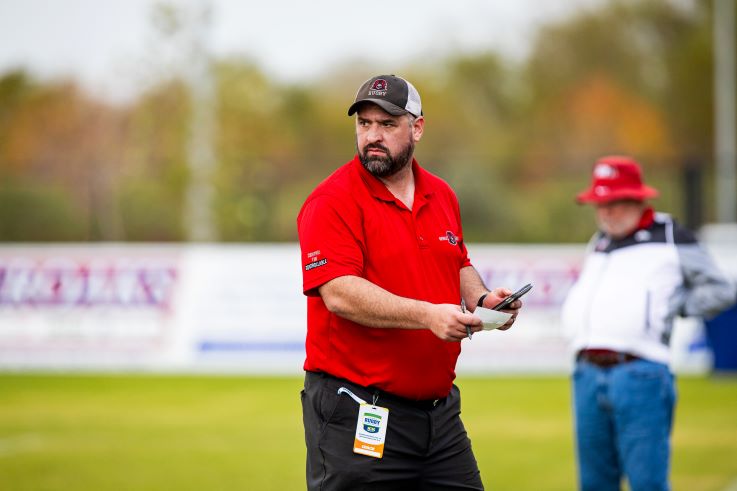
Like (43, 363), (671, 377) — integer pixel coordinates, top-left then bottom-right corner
(0, 374), (735, 490)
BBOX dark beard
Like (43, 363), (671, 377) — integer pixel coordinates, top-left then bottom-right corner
(357, 139), (414, 178)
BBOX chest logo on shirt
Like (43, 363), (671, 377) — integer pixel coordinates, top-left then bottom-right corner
(439, 231), (459, 246)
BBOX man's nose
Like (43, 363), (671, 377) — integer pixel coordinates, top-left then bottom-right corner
(365, 125), (383, 142)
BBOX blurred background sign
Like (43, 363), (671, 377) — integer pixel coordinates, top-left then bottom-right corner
(1, 243), (731, 374)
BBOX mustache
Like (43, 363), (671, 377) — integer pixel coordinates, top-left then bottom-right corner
(363, 143), (390, 154)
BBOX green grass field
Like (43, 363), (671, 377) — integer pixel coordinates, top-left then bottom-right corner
(1, 374), (735, 490)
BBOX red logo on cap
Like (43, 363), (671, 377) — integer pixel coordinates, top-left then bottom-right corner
(371, 79), (387, 91)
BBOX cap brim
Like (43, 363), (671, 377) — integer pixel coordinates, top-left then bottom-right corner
(575, 185), (659, 204)
(348, 99), (409, 117)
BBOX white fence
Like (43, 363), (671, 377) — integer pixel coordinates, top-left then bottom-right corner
(0, 242), (733, 374)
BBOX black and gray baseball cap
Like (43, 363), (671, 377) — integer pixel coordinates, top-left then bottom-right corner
(347, 74), (423, 117)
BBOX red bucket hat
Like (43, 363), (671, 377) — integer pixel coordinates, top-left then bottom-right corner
(576, 156), (659, 204)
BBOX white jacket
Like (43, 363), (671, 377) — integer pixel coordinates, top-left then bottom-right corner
(562, 212), (736, 364)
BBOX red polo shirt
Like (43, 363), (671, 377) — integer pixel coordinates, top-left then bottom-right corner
(297, 155), (471, 400)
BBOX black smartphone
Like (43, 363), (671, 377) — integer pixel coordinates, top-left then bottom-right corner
(491, 283), (533, 311)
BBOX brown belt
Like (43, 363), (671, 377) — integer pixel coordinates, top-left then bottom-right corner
(577, 349), (640, 368)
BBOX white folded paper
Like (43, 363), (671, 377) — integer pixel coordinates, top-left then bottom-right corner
(473, 307), (512, 331)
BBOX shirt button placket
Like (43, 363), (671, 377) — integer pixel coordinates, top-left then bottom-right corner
(413, 214), (428, 249)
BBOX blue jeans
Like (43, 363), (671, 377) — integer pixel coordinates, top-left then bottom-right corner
(572, 358), (676, 491)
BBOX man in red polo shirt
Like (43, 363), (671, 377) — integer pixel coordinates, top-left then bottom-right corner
(297, 74), (523, 490)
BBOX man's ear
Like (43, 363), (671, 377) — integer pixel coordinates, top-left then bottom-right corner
(412, 116), (425, 142)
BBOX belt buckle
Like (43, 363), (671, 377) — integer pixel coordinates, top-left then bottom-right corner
(601, 352), (620, 367)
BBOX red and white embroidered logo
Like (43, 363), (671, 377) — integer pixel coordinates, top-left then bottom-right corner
(368, 79), (388, 96)
(371, 79), (387, 91)
(439, 231), (459, 245)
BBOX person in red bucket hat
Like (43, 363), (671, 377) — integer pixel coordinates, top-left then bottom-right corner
(562, 156), (735, 491)
(576, 156), (661, 241)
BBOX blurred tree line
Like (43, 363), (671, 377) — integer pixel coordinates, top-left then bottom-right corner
(0, 0), (729, 243)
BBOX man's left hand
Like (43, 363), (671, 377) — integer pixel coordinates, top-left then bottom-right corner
(480, 287), (522, 331)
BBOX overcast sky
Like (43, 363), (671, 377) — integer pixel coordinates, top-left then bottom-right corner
(0, 0), (602, 101)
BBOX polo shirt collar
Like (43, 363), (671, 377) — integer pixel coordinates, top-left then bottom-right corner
(352, 155), (434, 207)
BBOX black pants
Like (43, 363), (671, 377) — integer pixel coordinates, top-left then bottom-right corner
(301, 371), (484, 491)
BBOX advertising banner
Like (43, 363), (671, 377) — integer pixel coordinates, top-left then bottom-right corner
(0, 243), (727, 374)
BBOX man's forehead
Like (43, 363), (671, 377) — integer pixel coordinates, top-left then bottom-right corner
(596, 199), (643, 209)
(355, 103), (404, 120)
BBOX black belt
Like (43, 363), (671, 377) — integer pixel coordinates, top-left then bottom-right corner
(308, 371), (445, 410)
(577, 349), (640, 368)
(376, 386), (444, 410)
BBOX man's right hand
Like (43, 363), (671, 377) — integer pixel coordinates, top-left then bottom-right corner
(427, 304), (483, 342)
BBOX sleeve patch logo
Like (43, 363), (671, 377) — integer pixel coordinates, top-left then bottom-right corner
(305, 258), (328, 271)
